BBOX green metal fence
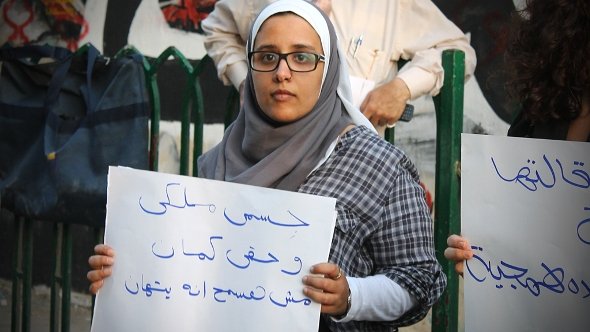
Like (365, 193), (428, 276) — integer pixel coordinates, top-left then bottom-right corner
(431, 50), (464, 332)
(4, 48), (464, 332)
(384, 49), (464, 332)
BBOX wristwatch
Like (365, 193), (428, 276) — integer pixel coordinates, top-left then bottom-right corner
(333, 288), (352, 320)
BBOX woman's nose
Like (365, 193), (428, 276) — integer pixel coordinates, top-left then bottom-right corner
(274, 59), (292, 81)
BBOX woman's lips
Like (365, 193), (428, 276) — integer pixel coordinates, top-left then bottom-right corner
(271, 89), (295, 101)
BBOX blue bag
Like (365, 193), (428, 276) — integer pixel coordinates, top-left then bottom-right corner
(0, 44), (149, 226)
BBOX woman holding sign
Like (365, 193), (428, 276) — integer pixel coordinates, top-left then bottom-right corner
(445, 0), (590, 274)
(88, 1), (445, 330)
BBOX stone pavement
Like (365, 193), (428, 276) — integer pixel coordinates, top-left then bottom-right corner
(0, 279), (91, 331)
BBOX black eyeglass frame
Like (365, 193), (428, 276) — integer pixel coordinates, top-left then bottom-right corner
(248, 51), (326, 72)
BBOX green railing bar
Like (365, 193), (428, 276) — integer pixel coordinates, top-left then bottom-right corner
(115, 45), (159, 172)
(191, 90), (204, 175)
(224, 87), (240, 129)
(22, 218), (32, 332)
(113, 45), (151, 69)
(11, 216), (22, 332)
(11, 217), (33, 332)
(60, 224), (72, 332)
(146, 66), (161, 172)
(10, 221), (20, 332)
(149, 46), (194, 75)
(50, 223), (62, 332)
(431, 49), (465, 332)
(191, 55), (211, 177)
(179, 85), (193, 176)
(48, 222), (73, 332)
(384, 127), (395, 144)
(148, 46), (195, 175)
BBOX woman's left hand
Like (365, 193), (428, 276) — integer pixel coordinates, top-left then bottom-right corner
(444, 234), (473, 276)
(303, 263), (350, 316)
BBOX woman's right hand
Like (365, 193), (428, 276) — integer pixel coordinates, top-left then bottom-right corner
(444, 234), (473, 276)
(87, 244), (115, 294)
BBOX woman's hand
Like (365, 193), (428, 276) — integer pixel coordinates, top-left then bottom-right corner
(87, 244), (115, 294)
(303, 263), (350, 317)
(444, 234), (473, 275)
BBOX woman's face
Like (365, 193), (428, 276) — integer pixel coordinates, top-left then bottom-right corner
(252, 13), (325, 124)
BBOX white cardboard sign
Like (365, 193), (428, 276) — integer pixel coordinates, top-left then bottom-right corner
(91, 167), (337, 332)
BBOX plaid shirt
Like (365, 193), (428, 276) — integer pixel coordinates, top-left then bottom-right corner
(299, 126), (446, 332)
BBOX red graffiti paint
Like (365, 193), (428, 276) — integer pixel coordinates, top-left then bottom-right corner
(41, 0), (89, 50)
(3, 0), (35, 44)
(160, 0), (217, 33)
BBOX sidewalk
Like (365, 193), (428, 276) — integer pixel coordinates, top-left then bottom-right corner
(0, 279), (92, 332)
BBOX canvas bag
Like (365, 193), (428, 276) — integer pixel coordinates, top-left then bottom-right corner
(0, 44), (149, 226)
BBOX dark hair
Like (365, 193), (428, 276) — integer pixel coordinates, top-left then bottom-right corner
(506, 0), (590, 123)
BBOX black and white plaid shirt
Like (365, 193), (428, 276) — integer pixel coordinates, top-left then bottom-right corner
(299, 126), (446, 332)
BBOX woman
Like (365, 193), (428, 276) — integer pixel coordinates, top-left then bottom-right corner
(445, 0), (590, 274)
(89, 1), (445, 330)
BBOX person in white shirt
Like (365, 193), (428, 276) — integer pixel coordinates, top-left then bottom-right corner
(201, 0), (476, 130)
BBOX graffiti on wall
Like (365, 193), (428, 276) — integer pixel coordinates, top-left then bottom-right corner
(1, 0), (88, 50)
(159, 0), (216, 34)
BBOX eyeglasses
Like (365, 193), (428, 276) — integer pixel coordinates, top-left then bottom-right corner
(248, 51), (325, 72)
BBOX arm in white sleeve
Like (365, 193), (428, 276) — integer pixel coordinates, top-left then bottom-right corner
(332, 275), (417, 322)
(395, 0), (476, 99)
(201, 0), (268, 89)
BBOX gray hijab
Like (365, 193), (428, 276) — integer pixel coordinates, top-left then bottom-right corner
(198, 0), (374, 191)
